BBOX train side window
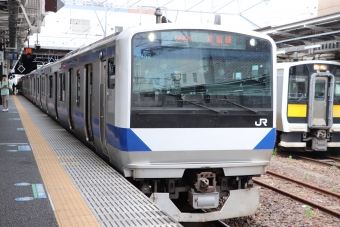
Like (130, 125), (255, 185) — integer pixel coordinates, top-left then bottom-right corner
(49, 75), (53, 98)
(77, 70), (81, 106)
(108, 57), (115, 89)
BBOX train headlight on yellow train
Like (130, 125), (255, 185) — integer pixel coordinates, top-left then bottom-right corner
(313, 64), (328, 71)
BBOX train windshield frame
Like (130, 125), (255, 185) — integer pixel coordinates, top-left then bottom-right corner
(131, 29), (273, 112)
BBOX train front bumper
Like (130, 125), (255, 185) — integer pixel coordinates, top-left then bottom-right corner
(150, 187), (260, 222)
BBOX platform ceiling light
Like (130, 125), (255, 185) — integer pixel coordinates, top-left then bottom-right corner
(148, 33), (155, 42)
(304, 44), (321, 49)
(276, 50), (286, 54)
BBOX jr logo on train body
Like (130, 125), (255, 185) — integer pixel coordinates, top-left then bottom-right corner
(255, 118), (268, 126)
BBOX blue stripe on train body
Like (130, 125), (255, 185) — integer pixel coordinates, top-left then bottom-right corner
(253, 128), (276, 150)
(73, 110), (84, 128)
(106, 124), (151, 152)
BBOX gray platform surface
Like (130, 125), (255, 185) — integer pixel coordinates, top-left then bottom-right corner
(18, 95), (182, 227)
(0, 95), (58, 227)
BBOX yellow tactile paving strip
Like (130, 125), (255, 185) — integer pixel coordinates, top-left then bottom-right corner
(13, 96), (100, 227)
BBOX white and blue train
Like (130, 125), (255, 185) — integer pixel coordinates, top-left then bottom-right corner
(19, 23), (276, 222)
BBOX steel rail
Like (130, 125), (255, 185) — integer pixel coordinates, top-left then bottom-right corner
(253, 179), (340, 219)
(297, 156), (340, 168)
(278, 151), (340, 168)
(266, 170), (340, 198)
(325, 156), (340, 162)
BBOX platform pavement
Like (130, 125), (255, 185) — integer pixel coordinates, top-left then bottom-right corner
(0, 94), (58, 226)
(1, 94), (183, 227)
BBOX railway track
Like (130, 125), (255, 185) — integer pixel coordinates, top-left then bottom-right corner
(253, 170), (340, 219)
(278, 151), (340, 168)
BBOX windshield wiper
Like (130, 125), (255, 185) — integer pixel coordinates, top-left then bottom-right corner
(180, 100), (222, 114)
(219, 97), (258, 113)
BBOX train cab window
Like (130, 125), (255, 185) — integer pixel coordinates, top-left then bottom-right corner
(335, 81), (340, 97)
(314, 80), (326, 101)
(108, 58), (115, 89)
(77, 70), (81, 106)
(288, 75), (308, 100)
(49, 75), (53, 98)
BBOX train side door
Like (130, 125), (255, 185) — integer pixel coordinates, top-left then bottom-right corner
(308, 72), (334, 129)
(85, 64), (94, 143)
(68, 69), (75, 130)
(100, 59), (108, 155)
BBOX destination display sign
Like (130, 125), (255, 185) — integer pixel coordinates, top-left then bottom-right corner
(161, 30), (246, 50)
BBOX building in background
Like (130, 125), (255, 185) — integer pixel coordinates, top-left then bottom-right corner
(318, 0), (340, 16)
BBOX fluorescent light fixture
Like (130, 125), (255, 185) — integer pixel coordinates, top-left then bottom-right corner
(304, 44), (321, 49)
(276, 50), (286, 54)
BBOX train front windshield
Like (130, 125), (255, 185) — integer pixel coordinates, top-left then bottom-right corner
(287, 64), (340, 102)
(131, 30), (273, 112)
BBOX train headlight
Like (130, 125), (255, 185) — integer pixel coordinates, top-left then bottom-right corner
(250, 38), (257, 46)
(171, 72), (181, 81)
(314, 64), (328, 71)
(148, 33), (155, 42)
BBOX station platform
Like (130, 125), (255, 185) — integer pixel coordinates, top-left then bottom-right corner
(0, 94), (182, 227)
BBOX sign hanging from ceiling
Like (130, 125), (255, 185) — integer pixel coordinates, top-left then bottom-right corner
(18, 65), (25, 73)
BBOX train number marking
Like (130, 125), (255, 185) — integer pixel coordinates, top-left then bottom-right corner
(255, 118), (267, 126)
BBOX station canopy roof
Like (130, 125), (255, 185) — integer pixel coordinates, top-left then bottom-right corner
(255, 12), (340, 61)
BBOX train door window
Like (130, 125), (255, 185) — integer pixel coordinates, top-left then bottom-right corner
(34, 78), (36, 93)
(77, 70), (81, 106)
(59, 73), (65, 102)
(108, 57), (115, 89)
(43, 77), (45, 96)
(314, 80), (326, 101)
(59, 74), (62, 101)
(49, 75), (53, 98)
(41, 77), (44, 95)
(62, 73), (65, 101)
(37, 78), (40, 94)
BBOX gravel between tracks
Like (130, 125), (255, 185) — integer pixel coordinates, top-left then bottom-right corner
(222, 154), (340, 227)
